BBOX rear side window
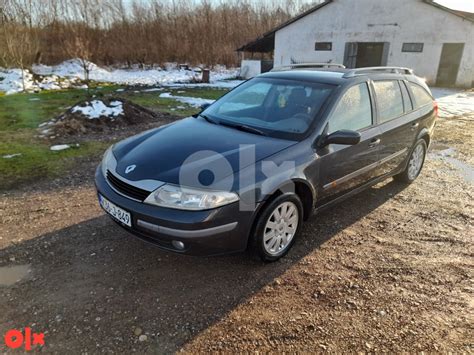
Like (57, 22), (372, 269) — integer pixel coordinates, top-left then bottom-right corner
(373, 81), (404, 123)
(328, 83), (372, 133)
(408, 83), (432, 108)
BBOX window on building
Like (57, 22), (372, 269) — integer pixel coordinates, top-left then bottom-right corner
(328, 83), (372, 133)
(402, 43), (424, 53)
(315, 42), (332, 51)
(373, 81), (404, 123)
(408, 82), (433, 109)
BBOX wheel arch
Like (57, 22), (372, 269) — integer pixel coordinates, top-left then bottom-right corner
(417, 128), (431, 148)
(245, 178), (316, 250)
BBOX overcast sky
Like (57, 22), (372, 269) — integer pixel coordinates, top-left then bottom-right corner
(123, 0), (473, 12)
(436, 0), (473, 12)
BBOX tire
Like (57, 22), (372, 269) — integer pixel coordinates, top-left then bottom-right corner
(394, 139), (427, 183)
(251, 193), (304, 262)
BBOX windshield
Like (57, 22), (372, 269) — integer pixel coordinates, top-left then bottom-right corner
(203, 78), (334, 139)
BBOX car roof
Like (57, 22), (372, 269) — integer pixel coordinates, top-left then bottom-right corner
(259, 68), (425, 87)
(259, 69), (347, 85)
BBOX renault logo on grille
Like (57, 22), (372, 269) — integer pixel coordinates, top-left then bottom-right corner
(125, 165), (137, 174)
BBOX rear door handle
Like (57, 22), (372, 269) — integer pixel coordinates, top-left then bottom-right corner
(369, 138), (381, 148)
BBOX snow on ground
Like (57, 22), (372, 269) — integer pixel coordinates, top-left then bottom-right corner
(50, 144), (72, 151)
(2, 153), (22, 159)
(431, 88), (474, 118)
(33, 59), (239, 87)
(159, 92), (215, 107)
(0, 69), (36, 94)
(163, 79), (244, 89)
(71, 100), (123, 119)
(0, 67), (80, 94)
(0, 59), (239, 95)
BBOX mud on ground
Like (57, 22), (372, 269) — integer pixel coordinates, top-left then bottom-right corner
(38, 98), (175, 142)
(0, 115), (472, 353)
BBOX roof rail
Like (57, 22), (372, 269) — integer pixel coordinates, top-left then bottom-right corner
(343, 66), (414, 78)
(271, 63), (346, 72)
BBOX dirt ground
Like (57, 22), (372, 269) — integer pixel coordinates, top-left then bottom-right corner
(0, 115), (472, 353)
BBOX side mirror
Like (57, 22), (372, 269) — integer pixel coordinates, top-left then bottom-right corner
(322, 130), (361, 147)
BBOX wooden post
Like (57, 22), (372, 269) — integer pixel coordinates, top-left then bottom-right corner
(202, 69), (210, 83)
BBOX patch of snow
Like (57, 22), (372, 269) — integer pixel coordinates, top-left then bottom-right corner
(38, 75), (62, 90)
(50, 144), (71, 151)
(159, 92), (214, 108)
(33, 59), (238, 87)
(2, 153), (22, 159)
(431, 88), (474, 118)
(2, 60), (239, 94)
(163, 79), (244, 89)
(71, 100), (124, 119)
(0, 68), (36, 94)
(142, 87), (164, 92)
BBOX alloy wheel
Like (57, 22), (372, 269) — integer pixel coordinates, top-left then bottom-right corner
(408, 144), (425, 180)
(263, 201), (299, 256)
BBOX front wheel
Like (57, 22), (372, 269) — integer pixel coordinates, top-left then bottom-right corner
(394, 139), (427, 183)
(251, 194), (303, 262)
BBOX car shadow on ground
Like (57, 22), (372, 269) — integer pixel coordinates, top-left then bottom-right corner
(0, 180), (407, 353)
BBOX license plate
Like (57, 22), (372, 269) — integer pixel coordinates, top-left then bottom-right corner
(99, 194), (132, 227)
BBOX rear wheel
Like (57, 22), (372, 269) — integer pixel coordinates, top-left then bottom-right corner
(251, 194), (303, 262)
(394, 139), (427, 183)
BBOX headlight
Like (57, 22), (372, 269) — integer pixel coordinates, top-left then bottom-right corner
(101, 145), (115, 176)
(144, 184), (239, 210)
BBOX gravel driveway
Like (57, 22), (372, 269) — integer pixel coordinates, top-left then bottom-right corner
(0, 115), (472, 353)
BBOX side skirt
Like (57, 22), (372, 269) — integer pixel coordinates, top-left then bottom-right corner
(314, 169), (403, 215)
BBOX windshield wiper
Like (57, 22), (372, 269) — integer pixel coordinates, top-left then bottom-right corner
(218, 121), (267, 136)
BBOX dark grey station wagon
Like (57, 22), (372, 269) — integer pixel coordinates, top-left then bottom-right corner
(95, 64), (438, 261)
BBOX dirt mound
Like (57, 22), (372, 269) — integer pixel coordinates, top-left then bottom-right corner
(38, 98), (160, 138)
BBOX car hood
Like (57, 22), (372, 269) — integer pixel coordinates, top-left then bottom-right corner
(112, 117), (296, 187)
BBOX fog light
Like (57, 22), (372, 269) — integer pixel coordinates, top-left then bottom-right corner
(172, 240), (185, 250)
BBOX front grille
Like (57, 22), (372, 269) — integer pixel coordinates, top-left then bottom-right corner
(106, 170), (150, 201)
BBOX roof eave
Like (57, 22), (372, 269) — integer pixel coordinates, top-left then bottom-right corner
(236, 0), (333, 52)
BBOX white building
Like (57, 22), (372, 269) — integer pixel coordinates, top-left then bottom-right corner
(238, 0), (473, 87)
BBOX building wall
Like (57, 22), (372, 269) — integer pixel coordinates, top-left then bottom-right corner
(274, 0), (474, 87)
(240, 60), (262, 79)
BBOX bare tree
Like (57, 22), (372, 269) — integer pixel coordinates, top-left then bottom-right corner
(1, 0), (38, 91)
(1, 0), (312, 68)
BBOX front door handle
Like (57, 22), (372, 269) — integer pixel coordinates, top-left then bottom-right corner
(369, 138), (381, 148)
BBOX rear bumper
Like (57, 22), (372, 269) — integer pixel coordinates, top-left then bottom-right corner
(95, 165), (258, 256)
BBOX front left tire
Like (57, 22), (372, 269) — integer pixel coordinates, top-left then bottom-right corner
(251, 193), (303, 262)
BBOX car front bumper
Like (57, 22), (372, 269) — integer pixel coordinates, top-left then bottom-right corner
(95, 166), (258, 256)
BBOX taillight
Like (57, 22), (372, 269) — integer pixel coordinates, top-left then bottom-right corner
(433, 101), (438, 117)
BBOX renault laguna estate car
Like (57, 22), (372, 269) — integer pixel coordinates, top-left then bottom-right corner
(95, 64), (437, 261)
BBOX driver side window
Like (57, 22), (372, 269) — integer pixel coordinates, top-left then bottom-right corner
(328, 83), (372, 134)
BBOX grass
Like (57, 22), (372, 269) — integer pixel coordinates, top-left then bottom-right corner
(116, 87), (227, 117)
(0, 84), (230, 190)
(0, 131), (109, 189)
(0, 84), (122, 131)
